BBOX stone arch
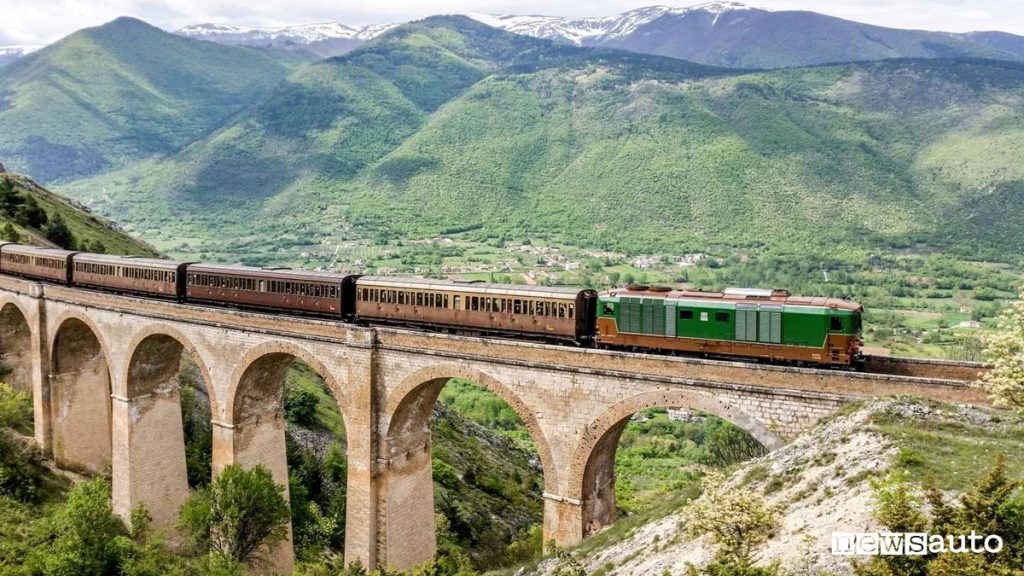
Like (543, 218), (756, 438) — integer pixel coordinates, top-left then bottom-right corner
(0, 299), (34, 393)
(380, 363), (555, 570)
(49, 314), (112, 475)
(568, 388), (782, 540)
(114, 325), (216, 531)
(223, 341), (349, 574)
(384, 363), (555, 487)
(226, 340), (348, 428)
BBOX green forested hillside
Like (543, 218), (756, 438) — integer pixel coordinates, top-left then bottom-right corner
(63, 20), (1024, 263)
(0, 17), (291, 182)
(0, 172), (156, 255)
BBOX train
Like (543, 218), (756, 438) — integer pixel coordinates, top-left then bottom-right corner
(0, 242), (864, 367)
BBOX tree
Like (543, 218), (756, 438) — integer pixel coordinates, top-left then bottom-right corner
(284, 389), (319, 427)
(179, 463), (291, 565)
(15, 195), (46, 228)
(44, 213), (75, 249)
(980, 291), (1024, 410)
(0, 222), (19, 242)
(0, 179), (23, 217)
(28, 478), (131, 575)
(684, 471), (782, 573)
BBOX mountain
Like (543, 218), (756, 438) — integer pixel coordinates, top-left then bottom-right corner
(177, 22), (399, 58)
(0, 171), (157, 255)
(56, 17), (1024, 262)
(466, 3), (739, 44)
(468, 2), (1024, 68)
(0, 17), (292, 182)
(0, 46), (42, 69)
(171, 4), (1024, 69)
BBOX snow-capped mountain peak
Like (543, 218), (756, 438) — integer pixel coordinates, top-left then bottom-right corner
(464, 2), (762, 44)
(176, 21), (397, 44)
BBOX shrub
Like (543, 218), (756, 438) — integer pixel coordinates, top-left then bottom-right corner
(684, 471), (782, 572)
(179, 464), (290, 565)
(27, 478), (130, 575)
(285, 389), (319, 427)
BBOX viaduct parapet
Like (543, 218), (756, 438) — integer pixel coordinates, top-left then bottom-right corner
(0, 276), (987, 573)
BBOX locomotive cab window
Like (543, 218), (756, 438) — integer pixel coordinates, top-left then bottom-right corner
(602, 303), (614, 316)
(830, 316), (843, 331)
(679, 309), (694, 320)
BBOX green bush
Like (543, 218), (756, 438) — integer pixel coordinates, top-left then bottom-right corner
(179, 464), (290, 565)
(285, 389), (319, 427)
(26, 479), (130, 575)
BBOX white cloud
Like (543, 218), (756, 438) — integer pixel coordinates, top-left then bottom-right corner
(0, 0), (1022, 46)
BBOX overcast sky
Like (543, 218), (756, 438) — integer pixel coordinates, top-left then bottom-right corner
(1, 0), (1022, 46)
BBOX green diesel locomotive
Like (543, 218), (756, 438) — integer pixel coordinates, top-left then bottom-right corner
(596, 286), (863, 366)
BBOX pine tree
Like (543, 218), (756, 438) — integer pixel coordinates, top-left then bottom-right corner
(0, 179), (23, 217)
(15, 196), (47, 228)
(0, 222), (19, 243)
(44, 213), (75, 249)
(959, 454), (1017, 539)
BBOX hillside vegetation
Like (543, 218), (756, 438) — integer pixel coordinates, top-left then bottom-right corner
(598, 8), (1024, 68)
(0, 172), (155, 255)
(54, 18), (1024, 263)
(528, 398), (1024, 576)
(0, 17), (291, 182)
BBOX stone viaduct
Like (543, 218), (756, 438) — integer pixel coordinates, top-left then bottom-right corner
(0, 275), (987, 573)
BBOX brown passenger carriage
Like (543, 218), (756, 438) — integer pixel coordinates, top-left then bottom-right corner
(355, 276), (597, 343)
(72, 254), (189, 299)
(0, 244), (77, 284)
(185, 264), (357, 316)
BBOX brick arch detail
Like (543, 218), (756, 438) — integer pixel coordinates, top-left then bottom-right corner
(567, 388), (783, 500)
(48, 310), (112, 368)
(122, 324), (218, 413)
(225, 340), (349, 429)
(0, 296), (35, 334)
(385, 363), (557, 491)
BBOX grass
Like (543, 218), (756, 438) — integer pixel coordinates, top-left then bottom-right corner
(869, 400), (1024, 491)
(0, 174), (156, 256)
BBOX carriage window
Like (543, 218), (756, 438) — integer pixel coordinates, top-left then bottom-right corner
(568, 304), (574, 319)
(469, 296), (478, 311)
(444, 295), (449, 308)
(715, 312), (730, 322)
(558, 304), (566, 318)
(680, 310), (694, 320)
(528, 301), (535, 315)
(260, 281), (267, 292)
(453, 295), (461, 310)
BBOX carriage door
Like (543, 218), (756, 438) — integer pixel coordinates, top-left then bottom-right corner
(735, 304), (758, 341)
(758, 305), (782, 344)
